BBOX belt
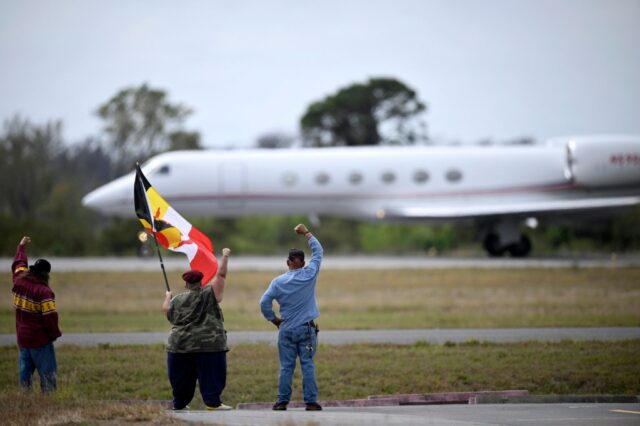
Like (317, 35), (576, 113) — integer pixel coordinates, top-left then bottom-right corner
(305, 320), (316, 328)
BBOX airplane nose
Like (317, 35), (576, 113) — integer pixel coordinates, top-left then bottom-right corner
(81, 188), (108, 210)
(81, 174), (134, 216)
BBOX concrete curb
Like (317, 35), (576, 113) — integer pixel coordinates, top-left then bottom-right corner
(475, 394), (640, 404)
(235, 391), (640, 410)
(236, 390), (529, 410)
(237, 398), (400, 410)
(369, 390), (529, 405)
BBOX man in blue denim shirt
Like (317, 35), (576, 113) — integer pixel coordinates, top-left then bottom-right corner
(260, 223), (323, 411)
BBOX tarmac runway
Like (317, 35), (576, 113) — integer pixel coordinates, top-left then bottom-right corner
(1, 254), (639, 271)
(1, 327), (639, 347)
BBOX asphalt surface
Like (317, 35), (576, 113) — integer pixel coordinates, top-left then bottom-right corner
(1, 254), (639, 272)
(169, 403), (640, 426)
(1, 327), (639, 347)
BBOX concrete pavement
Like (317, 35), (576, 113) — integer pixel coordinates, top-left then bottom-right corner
(168, 403), (640, 426)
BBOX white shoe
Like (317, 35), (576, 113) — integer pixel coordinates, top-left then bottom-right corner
(172, 405), (190, 411)
(207, 403), (232, 411)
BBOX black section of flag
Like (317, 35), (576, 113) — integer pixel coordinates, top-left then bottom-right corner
(134, 164), (154, 230)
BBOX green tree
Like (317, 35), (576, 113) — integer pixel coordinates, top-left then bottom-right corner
(0, 117), (102, 255)
(255, 131), (295, 149)
(168, 130), (202, 151)
(300, 77), (427, 147)
(0, 116), (62, 218)
(96, 83), (202, 175)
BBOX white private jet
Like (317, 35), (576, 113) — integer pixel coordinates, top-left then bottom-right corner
(82, 134), (640, 257)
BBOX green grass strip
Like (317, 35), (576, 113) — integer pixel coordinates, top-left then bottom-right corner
(2, 268), (640, 331)
(1, 340), (638, 410)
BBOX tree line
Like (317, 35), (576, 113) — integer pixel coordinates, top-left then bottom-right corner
(1, 79), (639, 257)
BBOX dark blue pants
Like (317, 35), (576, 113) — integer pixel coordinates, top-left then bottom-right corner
(167, 351), (227, 409)
(19, 342), (57, 393)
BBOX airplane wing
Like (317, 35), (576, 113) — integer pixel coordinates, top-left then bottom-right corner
(385, 196), (640, 219)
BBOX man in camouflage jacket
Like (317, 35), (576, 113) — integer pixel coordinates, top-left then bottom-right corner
(162, 247), (231, 410)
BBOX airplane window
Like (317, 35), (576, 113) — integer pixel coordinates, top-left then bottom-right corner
(446, 169), (463, 183)
(315, 172), (330, 185)
(413, 170), (429, 183)
(381, 171), (396, 184)
(148, 164), (171, 176)
(282, 172), (297, 186)
(349, 172), (363, 185)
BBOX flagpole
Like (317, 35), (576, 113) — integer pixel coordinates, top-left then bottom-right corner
(152, 232), (171, 292)
(136, 162), (170, 292)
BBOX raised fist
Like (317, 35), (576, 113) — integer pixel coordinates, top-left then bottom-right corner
(294, 224), (309, 235)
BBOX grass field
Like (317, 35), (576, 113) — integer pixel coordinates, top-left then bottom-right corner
(1, 340), (639, 425)
(2, 268), (640, 332)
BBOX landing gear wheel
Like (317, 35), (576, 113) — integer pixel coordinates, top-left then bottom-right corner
(483, 233), (506, 257)
(506, 235), (532, 257)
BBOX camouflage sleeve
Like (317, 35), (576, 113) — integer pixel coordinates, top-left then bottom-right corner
(166, 299), (175, 323)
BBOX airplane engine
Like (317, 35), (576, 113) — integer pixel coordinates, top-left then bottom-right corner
(566, 136), (640, 187)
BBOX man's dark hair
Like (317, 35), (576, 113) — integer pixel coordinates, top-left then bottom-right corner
(27, 259), (51, 285)
(30, 259), (51, 275)
(288, 248), (305, 262)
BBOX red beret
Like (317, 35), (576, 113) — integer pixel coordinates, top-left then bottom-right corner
(182, 270), (203, 284)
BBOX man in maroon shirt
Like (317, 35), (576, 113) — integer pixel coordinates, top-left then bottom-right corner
(12, 236), (62, 392)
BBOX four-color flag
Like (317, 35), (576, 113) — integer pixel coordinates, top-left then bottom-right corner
(134, 165), (218, 284)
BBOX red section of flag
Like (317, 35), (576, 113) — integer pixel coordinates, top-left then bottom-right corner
(187, 227), (217, 284)
(189, 226), (214, 253)
(191, 242), (218, 286)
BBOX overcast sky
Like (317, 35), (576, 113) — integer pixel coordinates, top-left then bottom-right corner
(1, 0), (639, 148)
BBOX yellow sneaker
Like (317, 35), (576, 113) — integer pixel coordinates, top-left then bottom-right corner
(206, 403), (232, 411)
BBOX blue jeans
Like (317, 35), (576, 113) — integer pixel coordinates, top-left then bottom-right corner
(277, 323), (318, 403)
(19, 342), (57, 393)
